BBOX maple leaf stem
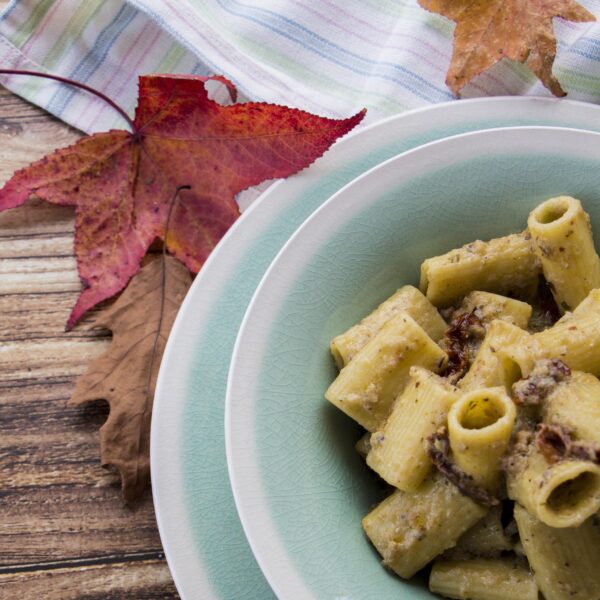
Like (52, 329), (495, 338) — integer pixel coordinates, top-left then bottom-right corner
(164, 185), (192, 254)
(0, 69), (136, 131)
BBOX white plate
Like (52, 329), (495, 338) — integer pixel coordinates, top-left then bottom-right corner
(226, 126), (600, 599)
(151, 98), (600, 600)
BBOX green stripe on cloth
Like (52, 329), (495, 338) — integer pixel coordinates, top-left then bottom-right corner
(237, 33), (410, 114)
(9, 0), (54, 47)
(44, 1), (104, 68)
(154, 41), (189, 73)
(2, 0), (600, 134)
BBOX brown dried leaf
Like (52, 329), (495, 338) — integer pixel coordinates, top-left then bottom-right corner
(70, 255), (192, 502)
(418, 0), (595, 96)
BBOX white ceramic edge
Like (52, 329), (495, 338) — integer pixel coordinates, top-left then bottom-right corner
(151, 97), (600, 599)
(225, 126), (600, 600)
(150, 178), (285, 598)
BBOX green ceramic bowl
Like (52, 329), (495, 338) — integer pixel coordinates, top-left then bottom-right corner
(226, 126), (600, 599)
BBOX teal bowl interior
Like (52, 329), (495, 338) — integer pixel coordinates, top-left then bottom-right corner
(241, 130), (600, 598)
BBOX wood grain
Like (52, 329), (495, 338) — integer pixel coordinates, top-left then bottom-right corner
(0, 81), (180, 598)
(0, 558), (174, 599)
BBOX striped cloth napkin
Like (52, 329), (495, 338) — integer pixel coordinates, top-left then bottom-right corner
(1, 0), (600, 136)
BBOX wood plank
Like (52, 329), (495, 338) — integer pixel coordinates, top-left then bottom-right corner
(0, 256), (80, 293)
(0, 337), (109, 382)
(0, 78), (180, 597)
(0, 199), (75, 236)
(0, 292), (108, 340)
(0, 379), (175, 574)
(0, 558), (176, 599)
(2, 485), (164, 566)
(0, 231), (75, 257)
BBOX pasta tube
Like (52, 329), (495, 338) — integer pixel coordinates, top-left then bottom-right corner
(448, 387), (516, 491)
(419, 232), (540, 307)
(325, 312), (447, 432)
(459, 320), (530, 392)
(500, 297), (600, 377)
(528, 196), (600, 312)
(362, 474), (486, 579)
(429, 559), (538, 600)
(514, 504), (600, 600)
(330, 285), (446, 368)
(506, 436), (600, 528)
(445, 506), (513, 559)
(543, 370), (600, 445)
(571, 286), (600, 314)
(454, 291), (532, 329)
(366, 366), (459, 491)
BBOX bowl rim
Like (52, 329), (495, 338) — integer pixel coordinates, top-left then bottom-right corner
(225, 125), (600, 599)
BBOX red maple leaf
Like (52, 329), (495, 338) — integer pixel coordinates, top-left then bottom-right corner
(0, 74), (365, 328)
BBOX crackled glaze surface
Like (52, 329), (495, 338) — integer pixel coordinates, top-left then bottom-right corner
(226, 128), (600, 599)
(152, 99), (600, 600)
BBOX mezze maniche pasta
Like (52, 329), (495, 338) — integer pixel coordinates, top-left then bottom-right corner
(325, 196), (600, 600)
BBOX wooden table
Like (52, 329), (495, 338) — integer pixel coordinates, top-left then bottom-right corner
(0, 85), (180, 597)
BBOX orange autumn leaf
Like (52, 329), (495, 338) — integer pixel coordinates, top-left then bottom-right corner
(419, 0), (595, 96)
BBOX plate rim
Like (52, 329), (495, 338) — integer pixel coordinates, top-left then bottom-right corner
(151, 97), (600, 599)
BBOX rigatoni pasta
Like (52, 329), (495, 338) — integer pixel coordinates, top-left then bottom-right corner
(444, 506), (513, 559)
(429, 559), (538, 600)
(528, 196), (600, 312)
(452, 291), (532, 329)
(325, 311), (447, 431)
(514, 505), (600, 600)
(419, 232), (540, 307)
(458, 320), (529, 391)
(330, 285), (446, 368)
(362, 474), (486, 579)
(501, 303), (600, 377)
(325, 195), (600, 598)
(505, 432), (600, 528)
(543, 370), (600, 445)
(366, 366), (458, 491)
(447, 387), (516, 491)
